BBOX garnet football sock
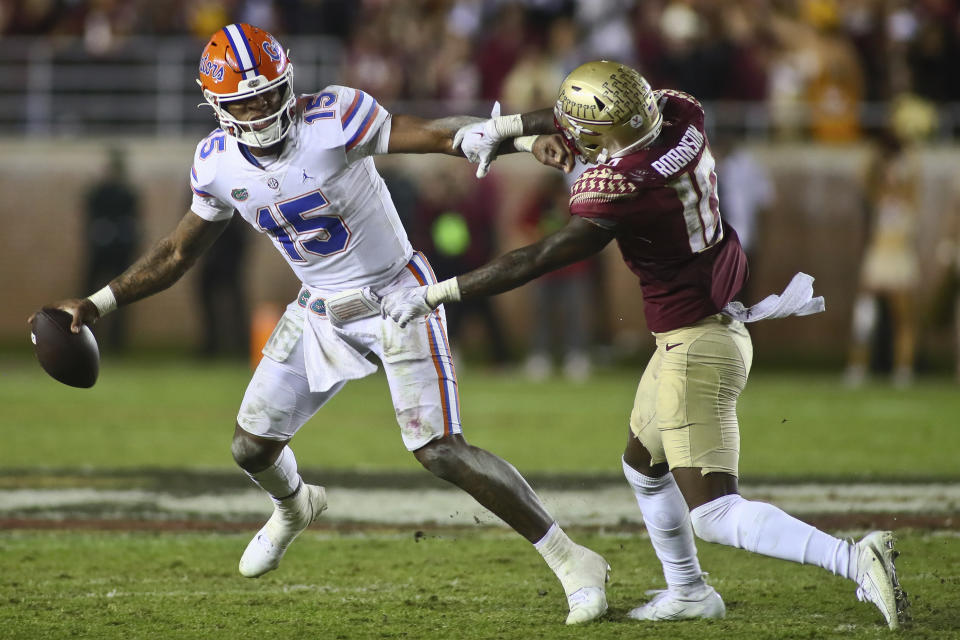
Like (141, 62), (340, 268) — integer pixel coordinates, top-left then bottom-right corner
(690, 494), (856, 578)
(246, 445), (303, 503)
(622, 459), (704, 589)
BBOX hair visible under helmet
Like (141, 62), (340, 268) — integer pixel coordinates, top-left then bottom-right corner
(197, 23), (296, 148)
(553, 60), (662, 164)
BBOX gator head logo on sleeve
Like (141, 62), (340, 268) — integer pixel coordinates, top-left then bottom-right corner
(231, 187), (249, 201)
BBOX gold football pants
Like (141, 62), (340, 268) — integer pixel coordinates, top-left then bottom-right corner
(630, 314), (753, 476)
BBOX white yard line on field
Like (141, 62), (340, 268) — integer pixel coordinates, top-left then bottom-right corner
(1, 482), (957, 527)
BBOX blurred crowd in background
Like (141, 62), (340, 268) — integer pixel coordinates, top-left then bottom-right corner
(5, 0), (960, 384)
(1, 0), (956, 140)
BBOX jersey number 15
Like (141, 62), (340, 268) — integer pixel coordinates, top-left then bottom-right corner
(257, 190), (351, 261)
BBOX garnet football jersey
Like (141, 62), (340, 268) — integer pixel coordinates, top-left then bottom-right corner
(569, 90), (748, 332)
(189, 85), (413, 292)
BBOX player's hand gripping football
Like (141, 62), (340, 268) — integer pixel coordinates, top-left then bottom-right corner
(453, 102), (508, 179)
(27, 298), (100, 334)
(380, 286), (436, 328)
(533, 134), (576, 174)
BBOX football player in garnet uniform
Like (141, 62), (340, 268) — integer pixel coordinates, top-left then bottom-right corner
(382, 60), (909, 630)
(29, 24), (610, 625)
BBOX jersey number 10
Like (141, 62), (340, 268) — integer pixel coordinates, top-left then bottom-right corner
(669, 148), (722, 254)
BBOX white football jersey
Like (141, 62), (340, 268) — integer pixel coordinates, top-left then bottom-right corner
(189, 85), (412, 292)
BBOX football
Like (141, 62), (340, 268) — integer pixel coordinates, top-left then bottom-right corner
(30, 307), (100, 388)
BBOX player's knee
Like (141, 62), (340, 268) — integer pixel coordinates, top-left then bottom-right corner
(413, 436), (464, 481)
(231, 425), (281, 473)
(689, 509), (716, 543)
(689, 494), (744, 545)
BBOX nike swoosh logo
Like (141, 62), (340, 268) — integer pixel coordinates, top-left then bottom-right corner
(665, 343), (683, 351)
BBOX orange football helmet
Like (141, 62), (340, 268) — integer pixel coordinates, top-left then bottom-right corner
(197, 23), (296, 147)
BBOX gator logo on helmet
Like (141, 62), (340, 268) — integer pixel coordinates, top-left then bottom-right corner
(262, 39), (282, 63)
(231, 188), (249, 201)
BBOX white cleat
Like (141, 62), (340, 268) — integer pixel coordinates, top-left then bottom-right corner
(854, 530), (909, 630)
(627, 582), (726, 621)
(556, 546), (610, 625)
(239, 483), (327, 578)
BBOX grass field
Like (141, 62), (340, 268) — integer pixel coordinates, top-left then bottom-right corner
(1, 354), (958, 477)
(1, 353), (959, 638)
(2, 530), (958, 640)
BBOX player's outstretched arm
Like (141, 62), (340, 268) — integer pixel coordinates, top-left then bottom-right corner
(382, 217), (614, 326)
(386, 114), (487, 156)
(457, 215), (613, 298)
(29, 211), (230, 333)
(454, 106), (568, 177)
(386, 106), (566, 179)
(385, 107), (555, 156)
(519, 107), (559, 135)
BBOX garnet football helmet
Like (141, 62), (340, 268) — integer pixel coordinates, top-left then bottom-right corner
(197, 23), (296, 148)
(554, 60), (662, 164)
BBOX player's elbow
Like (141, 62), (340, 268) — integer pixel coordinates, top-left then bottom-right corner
(529, 242), (575, 279)
(503, 247), (547, 287)
(163, 244), (193, 277)
(151, 239), (198, 286)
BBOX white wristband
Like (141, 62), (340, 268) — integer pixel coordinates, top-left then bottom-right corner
(493, 113), (524, 138)
(514, 135), (538, 153)
(425, 277), (462, 307)
(87, 285), (117, 317)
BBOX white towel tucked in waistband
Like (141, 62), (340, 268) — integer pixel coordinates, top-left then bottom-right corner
(302, 308), (377, 393)
(722, 272), (825, 323)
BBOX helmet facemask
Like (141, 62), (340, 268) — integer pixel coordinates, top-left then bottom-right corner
(553, 61), (663, 164)
(202, 67), (296, 148)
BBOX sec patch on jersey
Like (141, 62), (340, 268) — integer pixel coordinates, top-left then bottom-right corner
(30, 308), (100, 388)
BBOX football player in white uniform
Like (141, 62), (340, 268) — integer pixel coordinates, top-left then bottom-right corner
(32, 24), (607, 625)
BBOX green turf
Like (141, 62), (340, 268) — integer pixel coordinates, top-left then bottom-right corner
(0, 529), (956, 640)
(1, 355), (957, 478)
(3, 354), (957, 638)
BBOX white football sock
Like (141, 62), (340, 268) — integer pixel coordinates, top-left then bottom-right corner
(534, 522), (577, 572)
(246, 445), (303, 503)
(622, 458), (704, 589)
(690, 494), (856, 579)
